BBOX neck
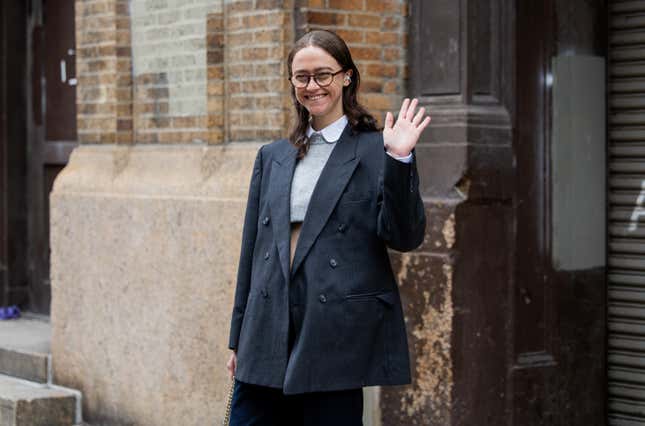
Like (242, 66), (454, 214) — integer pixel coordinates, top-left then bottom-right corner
(311, 112), (344, 131)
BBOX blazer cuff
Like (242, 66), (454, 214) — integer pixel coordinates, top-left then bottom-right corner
(386, 150), (413, 163)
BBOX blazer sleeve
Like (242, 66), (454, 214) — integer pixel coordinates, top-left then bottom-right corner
(228, 146), (263, 351)
(377, 150), (426, 252)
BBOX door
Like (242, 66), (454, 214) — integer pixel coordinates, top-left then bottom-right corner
(27, 0), (77, 314)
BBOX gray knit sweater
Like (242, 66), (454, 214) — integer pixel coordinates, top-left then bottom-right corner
(290, 132), (337, 222)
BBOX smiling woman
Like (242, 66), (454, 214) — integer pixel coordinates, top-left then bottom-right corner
(226, 29), (430, 426)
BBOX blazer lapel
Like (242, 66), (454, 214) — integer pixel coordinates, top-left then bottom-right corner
(291, 127), (359, 277)
(268, 143), (297, 286)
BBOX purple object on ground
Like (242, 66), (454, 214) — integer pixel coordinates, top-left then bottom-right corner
(0, 305), (20, 320)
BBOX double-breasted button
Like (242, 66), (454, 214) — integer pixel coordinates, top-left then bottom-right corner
(261, 289), (268, 298)
(264, 251), (270, 260)
(337, 223), (346, 233)
(329, 258), (338, 268)
(262, 216), (270, 226)
(319, 294), (327, 303)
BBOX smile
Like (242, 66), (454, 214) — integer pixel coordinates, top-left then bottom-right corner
(307, 94), (327, 101)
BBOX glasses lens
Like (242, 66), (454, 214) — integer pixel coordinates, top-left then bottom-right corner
(292, 75), (310, 88)
(314, 72), (333, 87)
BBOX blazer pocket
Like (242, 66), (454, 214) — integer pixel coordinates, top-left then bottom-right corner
(345, 290), (395, 308)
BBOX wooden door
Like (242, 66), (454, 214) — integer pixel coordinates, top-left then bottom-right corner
(27, 0), (77, 314)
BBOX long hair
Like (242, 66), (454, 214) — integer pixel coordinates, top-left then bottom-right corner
(287, 30), (378, 157)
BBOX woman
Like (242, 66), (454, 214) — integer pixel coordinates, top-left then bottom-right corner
(226, 29), (430, 425)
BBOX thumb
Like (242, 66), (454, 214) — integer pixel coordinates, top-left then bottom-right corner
(384, 111), (393, 129)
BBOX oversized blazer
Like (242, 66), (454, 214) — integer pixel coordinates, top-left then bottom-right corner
(228, 125), (426, 395)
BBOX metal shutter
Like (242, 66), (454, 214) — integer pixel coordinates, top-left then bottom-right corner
(609, 1), (645, 424)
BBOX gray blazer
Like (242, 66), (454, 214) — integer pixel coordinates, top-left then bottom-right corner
(228, 126), (426, 395)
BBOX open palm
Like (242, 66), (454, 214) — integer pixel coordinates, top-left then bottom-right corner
(383, 98), (431, 157)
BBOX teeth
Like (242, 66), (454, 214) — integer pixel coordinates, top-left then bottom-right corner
(309, 94), (325, 100)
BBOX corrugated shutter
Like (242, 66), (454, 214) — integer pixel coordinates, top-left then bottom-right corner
(609, 1), (645, 424)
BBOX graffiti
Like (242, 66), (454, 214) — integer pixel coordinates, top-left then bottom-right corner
(629, 181), (645, 231)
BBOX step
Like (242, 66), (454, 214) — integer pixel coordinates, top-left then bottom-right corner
(0, 374), (78, 426)
(0, 315), (51, 383)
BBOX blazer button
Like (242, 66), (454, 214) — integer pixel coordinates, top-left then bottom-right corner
(329, 258), (338, 268)
(319, 294), (327, 303)
(337, 223), (346, 233)
(262, 216), (270, 225)
(264, 251), (270, 260)
(261, 289), (268, 298)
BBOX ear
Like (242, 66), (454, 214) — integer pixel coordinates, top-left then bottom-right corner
(343, 70), (353, 86)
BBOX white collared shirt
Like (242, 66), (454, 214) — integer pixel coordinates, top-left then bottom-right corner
(306, 115), (413, 163)
(306, 115), (348, 142)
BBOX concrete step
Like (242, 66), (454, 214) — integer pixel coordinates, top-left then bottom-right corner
(0, 315), (51, 383)
(0, 374), (79, 426)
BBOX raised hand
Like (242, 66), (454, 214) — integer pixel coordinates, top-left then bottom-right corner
(383, 98), (431, 157)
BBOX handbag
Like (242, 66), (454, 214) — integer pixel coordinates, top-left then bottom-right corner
(222, 376), (235, 426)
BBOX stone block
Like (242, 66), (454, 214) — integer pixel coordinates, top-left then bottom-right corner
(50, 144), (261, 425)
(0, 374), (76, 426)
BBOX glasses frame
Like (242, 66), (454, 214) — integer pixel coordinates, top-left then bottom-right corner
(288, 69), (346, 88)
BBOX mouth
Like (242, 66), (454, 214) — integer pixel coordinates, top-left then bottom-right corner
(306, 93), (327, 101)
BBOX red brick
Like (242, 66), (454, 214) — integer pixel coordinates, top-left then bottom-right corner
(365, 31), (399, 45)
(208, 65), (224, 80)
(307, 0), (326, 7)
(383, 47), (401, 61)
(334, 29), (364, 43)
(381, 16), (401, 30)
(328, 0), (364, 10)
(348, 13), (380, 28)
(226, 0), (253, 13)
(350, 46), (381, 60)
(207, 13), (224, 32)
(306, 11), (346, 26)
(365, 0), (402, 13)
(365, 63), (398, 78)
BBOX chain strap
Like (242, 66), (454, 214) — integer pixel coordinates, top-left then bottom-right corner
(222, 376), (235, 426)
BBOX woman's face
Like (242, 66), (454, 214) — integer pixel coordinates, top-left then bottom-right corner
(290, 46), (351, 129)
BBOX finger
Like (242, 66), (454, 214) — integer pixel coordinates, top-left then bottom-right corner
(406, 98), (419, 120)
(384, 111), (394, 129)
(417, 116), (431, 133)
(412, 107), (426, 126)
(398, 98), (410, 121)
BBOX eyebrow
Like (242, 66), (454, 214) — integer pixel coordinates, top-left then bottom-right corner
(292, 66), (335, 74)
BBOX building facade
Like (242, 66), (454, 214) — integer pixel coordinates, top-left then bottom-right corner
(0, 0), (621, 424)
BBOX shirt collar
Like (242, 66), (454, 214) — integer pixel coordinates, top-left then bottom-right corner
(306, 115), (348, 142)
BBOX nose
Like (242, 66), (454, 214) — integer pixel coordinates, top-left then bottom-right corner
(305, 76), (319, 90)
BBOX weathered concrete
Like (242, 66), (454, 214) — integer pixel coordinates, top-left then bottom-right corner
(0, 316), (50, 383)
(0, 374), (76, 426)
(50, 144), (260, 425)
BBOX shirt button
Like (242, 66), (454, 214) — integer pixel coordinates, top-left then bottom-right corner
(329, 258), (338, 268)
(337, 223), (346, 233)
(262, 216), (270, 225)
(264, 251), (270, 260)
(319, 294), (327, 303)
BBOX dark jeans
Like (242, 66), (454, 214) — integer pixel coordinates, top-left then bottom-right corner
(229, 379), (363, 426)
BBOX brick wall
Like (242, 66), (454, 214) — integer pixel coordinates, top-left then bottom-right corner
(130, 0), (222, 143)
(76, 0), (133, 144)
(76, 0), (407, 145)
(224, 0), (294, 142)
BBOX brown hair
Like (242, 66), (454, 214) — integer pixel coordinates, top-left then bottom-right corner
(287, 30), (378, 157)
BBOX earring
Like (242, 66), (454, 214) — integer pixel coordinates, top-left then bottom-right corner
(344, 75), (351, 83)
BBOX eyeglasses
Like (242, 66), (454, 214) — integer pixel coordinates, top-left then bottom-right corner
(289, 69), (345, 88)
